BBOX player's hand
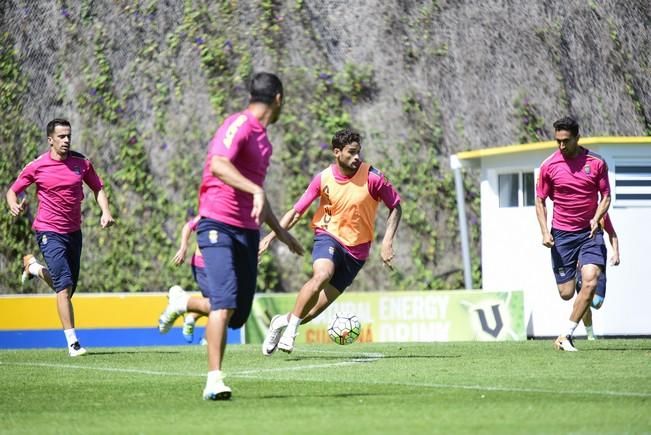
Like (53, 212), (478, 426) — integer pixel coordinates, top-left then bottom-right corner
(542, 232), (554, 248)
(258, 235), (274, 257)
(101, 212), (115, 228)
(9, 197), (26, 217)
(381, 242), (395, 270)
(172, 248), (186, 266)
(589, 218), (599, 238)
(610, 253), (620, 266)
(275, 229), (304, 256)
(251, 190), (266, 225)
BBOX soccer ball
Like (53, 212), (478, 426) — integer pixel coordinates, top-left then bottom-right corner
(327, 313), (361, 345)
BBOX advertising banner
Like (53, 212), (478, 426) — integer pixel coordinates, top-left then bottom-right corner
(246, 290), (525, 344)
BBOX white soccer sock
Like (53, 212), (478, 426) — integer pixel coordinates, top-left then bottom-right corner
(28, 262), (44, 277)
(184, 314), (196, 325)
(207, 369), (224, 385)
(565, 321), (578, 338)
(271, 313), (290, 330)
(285, 314), (302, 337)
(63, 328), (78, 347)
(585, 325), (594, 337)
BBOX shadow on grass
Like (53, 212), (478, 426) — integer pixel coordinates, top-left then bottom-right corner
(258, 391), (383, 400)
(284, 353), (461, 362)
(86, 350), (183, 356)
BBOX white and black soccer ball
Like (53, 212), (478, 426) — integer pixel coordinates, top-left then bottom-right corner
(327, 313), (361, 345)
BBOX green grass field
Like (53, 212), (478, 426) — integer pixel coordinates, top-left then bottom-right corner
(1, 340), (650, 434)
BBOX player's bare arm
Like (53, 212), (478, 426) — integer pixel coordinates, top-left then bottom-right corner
(6, 189), (26, 217)
(535, 196), (554, 247)
(381, 203), (401, 269)
(589, 193), (611, 238)
(262, 204), (304, 256)
(94, 189), (115, 228)
(259, 208), (303, 255)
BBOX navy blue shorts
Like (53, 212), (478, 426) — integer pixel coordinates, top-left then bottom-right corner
(550, 227), (606, 285)
(312, 233), (365, 292)
(197, 218), (259, 328)
(35, 230), (82, 293)
(191, 264), (210, 298)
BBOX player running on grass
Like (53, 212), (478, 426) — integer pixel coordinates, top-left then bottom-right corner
(535, 116), (610, 352)
(157, 72), (303, 400)
(259, 127), (401, 355)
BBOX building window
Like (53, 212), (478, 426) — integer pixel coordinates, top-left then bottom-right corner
(614, 162), (651, 206)
(498, 171), (535, 208)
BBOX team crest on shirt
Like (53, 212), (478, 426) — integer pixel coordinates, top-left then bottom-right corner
(209, 230), (219, 244)
(584, 165), (590, 174)
(328, 246), (335, 255)
(41, 235), (48, 245)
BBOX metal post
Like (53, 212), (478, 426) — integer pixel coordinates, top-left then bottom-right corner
(450, 155), (473, 290)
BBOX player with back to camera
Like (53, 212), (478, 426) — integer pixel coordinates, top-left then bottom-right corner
(535, 116), (610, 351)
(259, 127), (401, 355)
(157, 72), (304, 400)
(6, 118), (115, 357)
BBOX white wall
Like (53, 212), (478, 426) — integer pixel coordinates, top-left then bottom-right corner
(478, 145), (651, 337)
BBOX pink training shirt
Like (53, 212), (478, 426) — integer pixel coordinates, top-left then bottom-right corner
(11, 151), (104, 234)
(198, 110), (272, 230)
(294, 164), (401, 260)
(186, 215), (205, 268)
(536, 147), (610, 231)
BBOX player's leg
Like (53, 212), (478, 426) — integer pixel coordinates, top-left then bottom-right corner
(199, 219), (253, 400)
(21, 254), (55, 289)
(550, 229), (581, 351)
(582, 306), (595, 340)
(302, 284), (342, 324)
(557, 231), (606, 351)
(182, 265), (212, 343)
(275, 259), (334, 354)
(39, 231), (86, 356)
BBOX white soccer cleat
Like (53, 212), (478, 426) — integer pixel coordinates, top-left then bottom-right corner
(69, 341), (88, 357)
(587, 334), (596, 341)
(262, 314), (286, 356)
(203, 381), (232, 401)
(277, 333), (297, 354)
(554, 334), (578, 352)
(158, 285), (188, 334)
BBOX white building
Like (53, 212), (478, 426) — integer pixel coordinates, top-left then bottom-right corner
(451, 137), (651, 337)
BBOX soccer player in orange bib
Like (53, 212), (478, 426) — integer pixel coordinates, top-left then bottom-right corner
(259, 128), (402, 355)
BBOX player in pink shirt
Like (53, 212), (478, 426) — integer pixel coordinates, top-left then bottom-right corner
(258, 128), (402, 355)
(535, 116), (611, 351)
(6, 118), (114, 357)
(157, 73), (303, 401)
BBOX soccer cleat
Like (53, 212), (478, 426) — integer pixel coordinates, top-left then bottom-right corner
(199, 337), (207, 346)
(203, 381), (232, 401)
(21, 254), (36, 286)
(277, 333), (297, 354)
(182, 315), (196, 343)
(158, 285), (188, 334)
(554, 334), (578, 352)
(69, 341), (87, 357)
(262, 314), (286, 356)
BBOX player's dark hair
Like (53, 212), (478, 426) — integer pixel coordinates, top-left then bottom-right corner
(553, 116), (579, 137)
(249, 72), (283, 105)
(332, 128), (361, 150)
(46, 118), (71, 137)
